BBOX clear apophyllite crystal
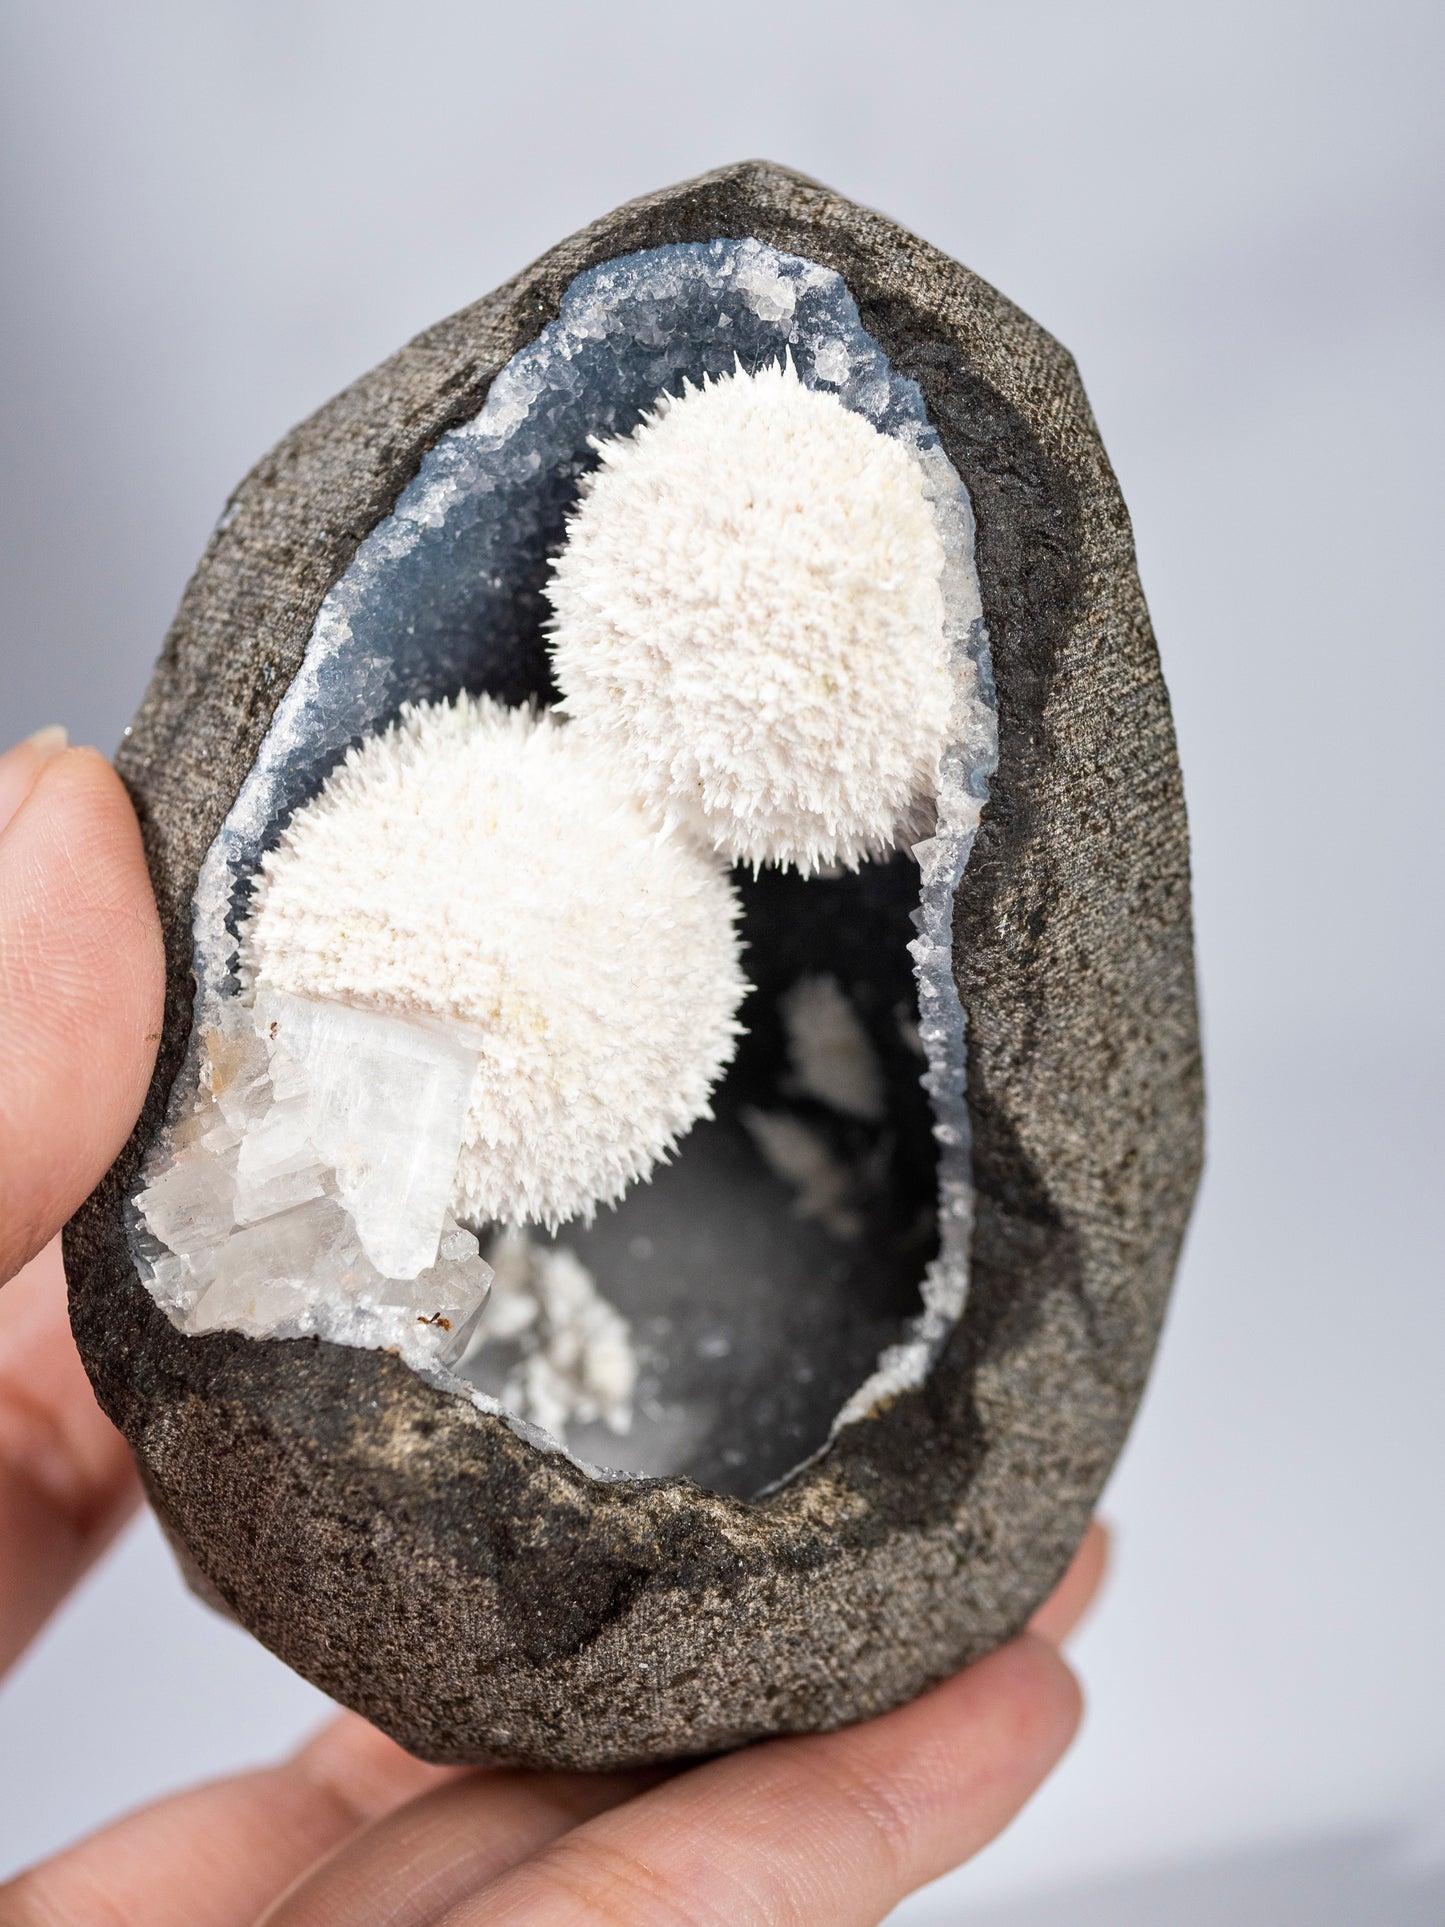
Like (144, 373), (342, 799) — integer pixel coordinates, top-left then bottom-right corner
(134, 993), (491, 1367)
(252, 989), (479, 1280)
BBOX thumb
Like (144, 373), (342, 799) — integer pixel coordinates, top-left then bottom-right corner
(0, 735), (165, 1282)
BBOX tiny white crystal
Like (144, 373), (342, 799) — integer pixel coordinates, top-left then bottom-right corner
(242, 696), (746, 1229)
(465, 1227), (637, 1439)
(365, 1213), (494, 1349)
(740, 1107), (863, 1242)
(546, 356), (952, 873)
(779, 973), (885, 1121)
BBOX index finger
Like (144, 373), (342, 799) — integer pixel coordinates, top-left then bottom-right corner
(0, 742), (164, 1281)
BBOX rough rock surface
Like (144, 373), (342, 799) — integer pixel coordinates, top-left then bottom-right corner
(66, 161), (1203, 1768)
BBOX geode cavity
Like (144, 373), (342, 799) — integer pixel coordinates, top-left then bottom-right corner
(66, 161), (1203, 1768)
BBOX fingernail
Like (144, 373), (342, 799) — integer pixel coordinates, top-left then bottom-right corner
(0, 725), (69, 835)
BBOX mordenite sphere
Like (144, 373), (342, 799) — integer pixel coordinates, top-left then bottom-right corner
(242, 695), (745, 1229)
(547, 358), (954, 875)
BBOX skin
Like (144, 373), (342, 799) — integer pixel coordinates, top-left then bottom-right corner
(0, 727), (1108, 1925)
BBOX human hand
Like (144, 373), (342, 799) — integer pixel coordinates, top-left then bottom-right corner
(0, 726), (1106, 1925)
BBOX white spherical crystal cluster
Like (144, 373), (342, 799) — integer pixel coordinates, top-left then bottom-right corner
(243, 696), (745, 1229)
(547, 357), (952, 873)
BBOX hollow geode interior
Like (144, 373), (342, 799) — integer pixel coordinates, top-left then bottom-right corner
(129, 240), (997, 1499)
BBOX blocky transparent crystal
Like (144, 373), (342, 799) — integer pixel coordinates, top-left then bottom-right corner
(254, 989), (479, 1279)
(133, 994), (490, 1371)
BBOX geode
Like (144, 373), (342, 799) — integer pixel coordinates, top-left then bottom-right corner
(66, 161), (1202, 1768)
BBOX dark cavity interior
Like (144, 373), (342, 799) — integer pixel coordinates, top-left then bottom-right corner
(461, 856), (938, 1496)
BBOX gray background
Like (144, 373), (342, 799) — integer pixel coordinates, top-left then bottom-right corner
(1, 1), (1441, 1918)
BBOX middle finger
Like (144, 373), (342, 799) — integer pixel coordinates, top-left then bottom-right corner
(260, 1766), (660, 1927)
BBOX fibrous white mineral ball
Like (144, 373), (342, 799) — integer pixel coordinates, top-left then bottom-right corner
(546, 357), (953, 874)
(241, 695), (746, 1229)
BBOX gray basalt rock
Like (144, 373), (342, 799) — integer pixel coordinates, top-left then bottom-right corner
(66, 161), (1203, 1768)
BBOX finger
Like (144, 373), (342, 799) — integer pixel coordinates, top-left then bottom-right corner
(262, 1545), (1110, 1927)
(265, 1634), (1080, 1927)
(0, 1712), (460, 1927)
(259, 1767), (660, 1927)
(259, 1546), (1108, 1927)
(0, 744), (165, 1282)
(469, 1638), (1080, 1927)
(0, 725), (68, 834)
(1028, 1519), (1110, 1645)
(0, 1236), (139, 1674)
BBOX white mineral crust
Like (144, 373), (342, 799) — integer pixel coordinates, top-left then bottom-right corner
(463, 1228), (638, 1442)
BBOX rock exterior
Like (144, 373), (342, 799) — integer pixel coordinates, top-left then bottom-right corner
(66, 162), (1203, 1768)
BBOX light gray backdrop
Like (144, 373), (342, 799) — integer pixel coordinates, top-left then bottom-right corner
(1, 2), (1441, 1919)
